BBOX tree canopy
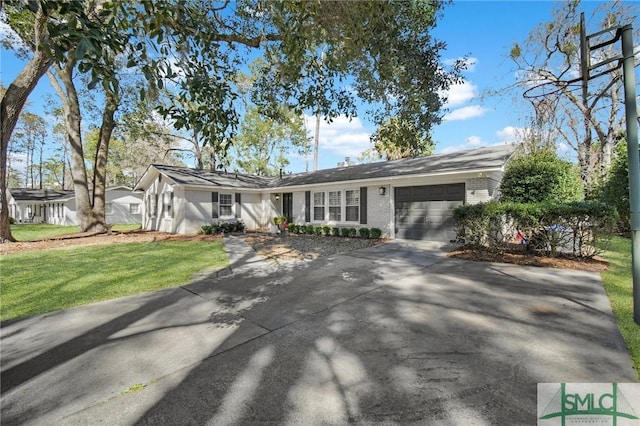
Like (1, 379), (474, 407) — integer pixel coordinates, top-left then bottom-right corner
(1, 0), (461, 238)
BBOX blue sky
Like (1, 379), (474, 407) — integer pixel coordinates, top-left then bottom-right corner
(0, 1), (613, 174)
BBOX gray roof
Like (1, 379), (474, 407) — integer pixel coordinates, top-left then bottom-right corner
(147, 144), (515, 190)
(277, 144), (515, 187)
(151, 165), (274, 189)
(8, 188), (75, 202)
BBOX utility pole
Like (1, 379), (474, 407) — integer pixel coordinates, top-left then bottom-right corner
(581, 14), (640, 324)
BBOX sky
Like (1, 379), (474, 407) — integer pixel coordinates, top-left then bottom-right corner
(0, 1), (623, 175)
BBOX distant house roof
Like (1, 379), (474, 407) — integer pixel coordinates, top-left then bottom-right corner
(7, 186), (134, 202)
(134, 144), (516, 192)
(8, 188), (75, 202)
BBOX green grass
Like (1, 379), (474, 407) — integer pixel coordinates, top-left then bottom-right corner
(601, 235), (640, 378)
(0, 240), (227, 322)
(10, 223), (141, 241)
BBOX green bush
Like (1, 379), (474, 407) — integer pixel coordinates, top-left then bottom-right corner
(339, 227), (349, 237)
(500, 149), (583, 204)
(358, 227), (370, 238)
(370, 228), (382, 239)
(330, 227), (340, 236)
(304, 224), (315, 235)
(453, 200), (616, 258)
(313, 226), (323, 236)
(288, 223), (300, 234)
(344, 227), (357, 238)
(203, 220), (245, 234)
(321, 225), (332, 236)
(9, 216), (16, 225)
(599, 140), (631, 232)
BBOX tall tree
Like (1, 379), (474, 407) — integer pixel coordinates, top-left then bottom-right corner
(233, 105), (310, 176)
(363, 117), (435, 161)
(3, 0), (461, 237)
(0, 0), (122, 239)
(509, 0), (639, 190)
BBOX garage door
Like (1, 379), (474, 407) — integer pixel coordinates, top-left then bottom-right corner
(394, 183), (465, 241)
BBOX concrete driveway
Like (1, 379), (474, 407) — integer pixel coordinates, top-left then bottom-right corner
(1, 237), (636, 425)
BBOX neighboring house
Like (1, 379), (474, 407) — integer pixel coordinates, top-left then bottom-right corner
(6, 186), (142, 226)
(133, 145), (516, 241)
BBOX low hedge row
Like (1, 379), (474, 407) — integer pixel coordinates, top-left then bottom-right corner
(453, 201), (617, 258)
(286, 223), (382, 239)
(201, 219), (246, 235)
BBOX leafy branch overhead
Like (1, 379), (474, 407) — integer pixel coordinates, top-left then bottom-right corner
(123, 0), (463, 150)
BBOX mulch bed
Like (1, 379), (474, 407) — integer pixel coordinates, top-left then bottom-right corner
(243, 233), (382, 262)
(447, 247), (609, 272)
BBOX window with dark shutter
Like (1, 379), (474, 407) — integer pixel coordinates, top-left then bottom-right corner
(305, 191), (311, 222)
(360, 187), (367, 224)
(212, 192), (219, 218)
(235, 193), (241, 218)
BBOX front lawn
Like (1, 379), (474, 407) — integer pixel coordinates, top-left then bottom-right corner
(10, 223), (140, 241)
(601, 236), (640, 378)
(0, 239), (227, 322)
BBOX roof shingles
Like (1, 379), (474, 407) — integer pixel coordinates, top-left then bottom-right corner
(146, 145), (515, 191)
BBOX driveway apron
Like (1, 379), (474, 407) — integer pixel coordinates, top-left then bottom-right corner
(0, 238), (635, 425)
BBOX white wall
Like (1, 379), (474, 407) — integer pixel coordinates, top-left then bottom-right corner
(105, 189), (142, 225)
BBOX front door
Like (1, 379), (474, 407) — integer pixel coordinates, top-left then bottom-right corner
(282, 193), (293, 223)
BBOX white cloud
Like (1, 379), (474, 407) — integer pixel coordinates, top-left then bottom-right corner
(495, 126), (523, 143)
(444, 81), (478, 108)
(443, 105), (487, 121)
(304, 114), (371, 159)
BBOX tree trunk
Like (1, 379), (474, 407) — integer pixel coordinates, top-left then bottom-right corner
(49, 61), (100, 232)
(0, 45), (52, 241)
(92, 85), (119, 226)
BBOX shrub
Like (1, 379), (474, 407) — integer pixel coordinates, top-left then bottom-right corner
(370, 228), (382, 239)
(9, 216), (16, 225)
(339, 227), (350, 237)
(345, 227), (357, 238)
(314, 226), (323, 236)
(453, 200), (615, 258)
(500, 149), (583, 204)
(288, 223), (300, 234)
(599, 140), (631, 232)
(330, 227), (340, 236)
(321, 225), (332, 236)
(358, 227), (370, 238)
(273, 215), (287, 225)
(304, 224), (315, 235)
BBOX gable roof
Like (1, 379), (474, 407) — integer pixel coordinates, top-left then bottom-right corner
(146, 165), (274, 189)
(134, 144), (516, 192)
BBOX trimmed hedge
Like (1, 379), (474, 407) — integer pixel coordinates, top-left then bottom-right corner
(270, 223), (383, 239)
(453, 201), (617, 257)
(201, 219), (246, 235)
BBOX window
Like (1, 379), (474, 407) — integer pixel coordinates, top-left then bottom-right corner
(345, 190), (359, 222)
(329, 190), (341, 221)
(149, 194), (158, 218)
(219, 193), (233, 217)
(313, 192), (325, 221)
(163, 193), (173, 218)
(130, 203), (141, 214)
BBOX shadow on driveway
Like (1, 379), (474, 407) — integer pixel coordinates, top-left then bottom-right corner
(1, 240), (635, 425)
